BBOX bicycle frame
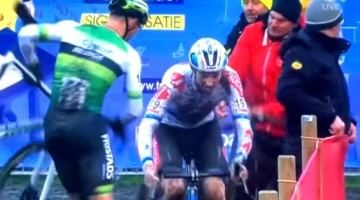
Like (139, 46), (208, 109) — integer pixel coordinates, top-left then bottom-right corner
(30, 150), (56, 200)
(161, 159), (230, 200)
(0, 52), (56, 200)
(187, 186), (198, 200)
(186, 160), (198, 200)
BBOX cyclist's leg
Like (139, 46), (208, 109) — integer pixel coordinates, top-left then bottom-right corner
(77, 134), (114, 200)
(44, 107), (84, 199)
(45, 107), (114, 199)
(71, 111), (114, 200)
(46, 141), (83, 200)
(155, 123), (186, 200)
(194, 120), (227, 200)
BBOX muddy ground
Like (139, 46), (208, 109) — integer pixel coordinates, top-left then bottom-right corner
(1, 175), (359, 200)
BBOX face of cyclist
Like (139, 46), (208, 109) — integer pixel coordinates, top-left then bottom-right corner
(195, 71), (222, 93)
(268, 11), (297, 38)
(243, 0), (268, 23)
(123, 17), (142, 41)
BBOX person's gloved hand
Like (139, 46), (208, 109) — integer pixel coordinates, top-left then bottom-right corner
(15, 2), (37, 25)
(144, 163), (159, 187)
(23, 62), (42, 85)
(108, 118), (126, 140)
(230, 155), (248, 185)
(215, 100), (228, 119)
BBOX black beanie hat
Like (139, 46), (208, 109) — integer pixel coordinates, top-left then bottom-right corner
(271, 0), (302, 24)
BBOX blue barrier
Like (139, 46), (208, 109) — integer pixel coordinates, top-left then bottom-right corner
(0, 0), (360, 169)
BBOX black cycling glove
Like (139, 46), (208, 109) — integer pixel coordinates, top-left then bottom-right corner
(23, 62), (43, 85)
(108, 118), (126, 140)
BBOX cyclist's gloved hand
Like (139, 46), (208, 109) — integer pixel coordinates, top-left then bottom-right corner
(108, 118), (126, 140)
(143, 163), (159, 187)
(15, 2), (38, 25)
(108, 114), (137, 140)
(24, 62), (43, 85)
(230, 155), (248, 185)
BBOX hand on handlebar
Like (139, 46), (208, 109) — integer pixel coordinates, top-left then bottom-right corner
(23, 62), (43, 85)
(215, 100), (228, 119)
(144, 163), (159, 187)
(230, 157), (248, 185)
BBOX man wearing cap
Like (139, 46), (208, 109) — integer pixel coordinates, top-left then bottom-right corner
(277, 0), (356, 179)
(224, 0), (272, 55)
(228, 0), (302, 196)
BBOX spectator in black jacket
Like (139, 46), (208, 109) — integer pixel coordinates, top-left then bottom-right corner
(277, 0), (357, 179)
(224, 0), (272, 55)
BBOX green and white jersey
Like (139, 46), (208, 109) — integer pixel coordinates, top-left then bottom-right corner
(18, 20), (143, 117)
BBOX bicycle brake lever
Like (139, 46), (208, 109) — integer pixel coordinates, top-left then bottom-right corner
(234, 163), (242, 177)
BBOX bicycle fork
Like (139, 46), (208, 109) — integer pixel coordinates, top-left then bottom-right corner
(187, 186), (198, 200)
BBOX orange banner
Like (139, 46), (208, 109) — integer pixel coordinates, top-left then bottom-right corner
(291, 135), (349, 200)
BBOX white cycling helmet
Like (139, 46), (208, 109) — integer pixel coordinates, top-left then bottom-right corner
(189, 38), (228, 72)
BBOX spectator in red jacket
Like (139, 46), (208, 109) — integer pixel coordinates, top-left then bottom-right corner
(228, 0), (302, 196)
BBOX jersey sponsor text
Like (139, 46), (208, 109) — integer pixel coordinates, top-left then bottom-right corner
(101, 134), (114, 180)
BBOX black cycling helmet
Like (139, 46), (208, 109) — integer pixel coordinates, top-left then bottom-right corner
(109, 0), (149, 25)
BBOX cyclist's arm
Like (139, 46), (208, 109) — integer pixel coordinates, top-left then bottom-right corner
(122, 48), (144, 122)
(23, 0), (35, 17)
(17, 21), (78, 65)
(137, 68), (174, 168)
(225, 67), (253, 160)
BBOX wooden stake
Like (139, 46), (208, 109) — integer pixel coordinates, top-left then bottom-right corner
(278, 156), (296, 200)
(258, 190), (278, 200)
(301, 115), (318, 170)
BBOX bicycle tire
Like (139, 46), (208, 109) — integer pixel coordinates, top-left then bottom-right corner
(0, 141), (46, 192)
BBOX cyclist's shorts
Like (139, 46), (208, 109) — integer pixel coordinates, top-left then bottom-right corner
(153, 120), (228, 173)
(43, 106), (115, 197)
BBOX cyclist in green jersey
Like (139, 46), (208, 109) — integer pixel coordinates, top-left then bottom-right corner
(17, 0), (149, 199)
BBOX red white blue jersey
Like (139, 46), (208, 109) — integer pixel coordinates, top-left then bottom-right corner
(137, 63), (253, 167)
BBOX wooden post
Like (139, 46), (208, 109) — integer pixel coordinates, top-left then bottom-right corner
(258, 190), (278, 200)
(301, 115), (318, 170)
(278, 156), (296, 200)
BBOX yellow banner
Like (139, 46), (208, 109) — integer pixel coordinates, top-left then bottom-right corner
(0, 0), (22, 31)
(80, 13), (185, 31)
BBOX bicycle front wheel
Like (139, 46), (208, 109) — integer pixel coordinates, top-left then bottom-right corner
(0, 142), (45, 199)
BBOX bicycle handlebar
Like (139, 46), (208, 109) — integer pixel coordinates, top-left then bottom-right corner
(234, 162), (244, 177)
(158, 168), (230, 179)
(0, 52), (51, 97)
(162, 171), (230, 179)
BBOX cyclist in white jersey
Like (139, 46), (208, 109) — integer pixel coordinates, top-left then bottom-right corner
(137, 38), (253, 200)
(17, 0), (149, 199)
